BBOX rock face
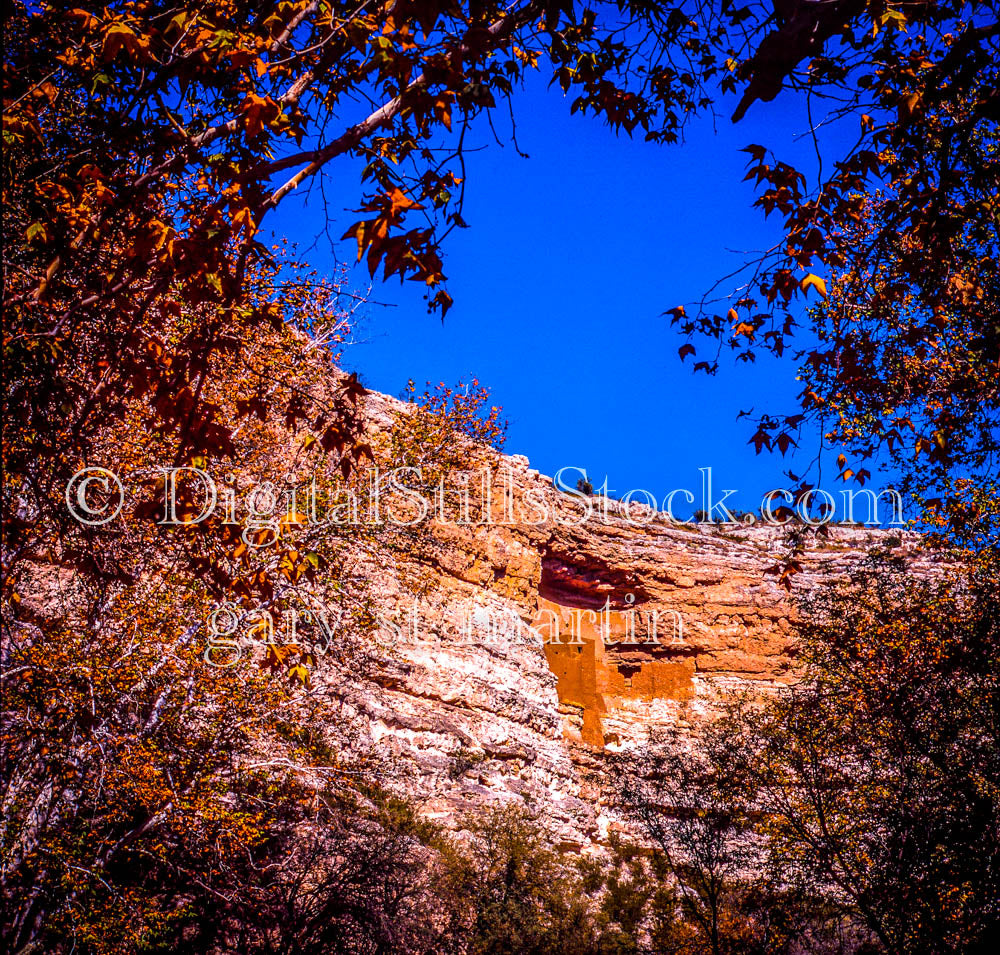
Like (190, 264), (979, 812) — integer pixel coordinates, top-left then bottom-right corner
(325, 392), (934, 851)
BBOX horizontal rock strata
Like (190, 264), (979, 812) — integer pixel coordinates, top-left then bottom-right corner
(324, 391), (939, 850)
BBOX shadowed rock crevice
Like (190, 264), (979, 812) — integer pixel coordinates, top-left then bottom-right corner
(538, 547), (651, 609)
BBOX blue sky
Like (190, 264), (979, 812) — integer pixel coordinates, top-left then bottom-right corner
(269, 75), (887, 518)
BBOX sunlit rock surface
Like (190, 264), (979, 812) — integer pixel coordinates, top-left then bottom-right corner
(323, 391), (935, 851)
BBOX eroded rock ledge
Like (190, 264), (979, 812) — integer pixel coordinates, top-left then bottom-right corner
(324, 391), (938, 851)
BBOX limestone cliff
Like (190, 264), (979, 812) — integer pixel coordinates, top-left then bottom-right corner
(317, 391), (937, 851)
